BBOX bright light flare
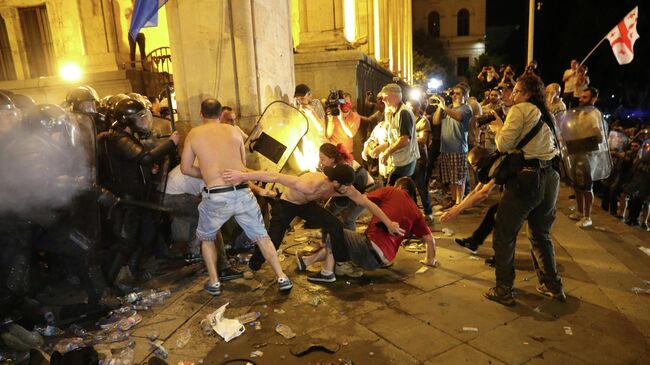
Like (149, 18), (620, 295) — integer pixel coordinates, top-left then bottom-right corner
(427, 78), (442, 91)
(60, 63), (82, 82)
(409, 88), (423, 102)
(343, 0), (356, 42)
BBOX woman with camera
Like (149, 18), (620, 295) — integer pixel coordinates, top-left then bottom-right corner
(482, 74), (565, 306)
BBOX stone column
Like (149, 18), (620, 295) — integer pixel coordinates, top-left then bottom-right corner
(0, 8), (26, 80)
(165, 0), (294, 129)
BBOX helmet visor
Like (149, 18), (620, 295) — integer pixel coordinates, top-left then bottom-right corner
(134, 109), (153, 133)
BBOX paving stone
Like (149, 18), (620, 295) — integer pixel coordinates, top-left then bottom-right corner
(425, 343), (506, 365)
(522, 348), (590, 364)
(357, 306), (461, 362)
(131, 314), (187, 341)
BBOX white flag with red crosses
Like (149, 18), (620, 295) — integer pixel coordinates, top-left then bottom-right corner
(606, 6), (640, 65)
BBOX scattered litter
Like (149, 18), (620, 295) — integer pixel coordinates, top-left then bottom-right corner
(639, 246), (650, 256)
(441, 228), (454, 236)
(278, 254), (287, 262)
(563, 326), (573, 336)
(177, 361), (195, 365)
(309, 295), (322, 307)
(594, 226), (608, 231)
(175, 329), (192, 348)
(147, 329), (159, 341)
(116, 313), (142, 332)
(643, 280), (650, 286)
(346, 281), (351, 285)
(94, 331), (131, 344)
(462, 327), (479, 332)
(294, 236), (308, 243)
(631, 287), (650, 294)
(405, 242), (426, 253)
(569, 205), (576, 211)
(237, 312), (261, 324)
(275, 323), (296, 339)
(533, 307), (541, 313)
(415, 266), (429, 274)
(273, 309), (286, 314)
(523, 342), (529, 345)
(34, 312), (64, 337)
(253, 343), (267, 349)
(52, 337), (85, 353)
(250, 350), (264, 358)
(206, 303), (245, 342)
(199, 319), (214, 336)
(69, 324), (88, 338)
(369, 351), (375, 356)
(149, 340), (168, 358)
(469, 256), (480, 261)
(434, 211), (443, 216)
(523, 277), (531, 282)
(342, 342), (349, 346)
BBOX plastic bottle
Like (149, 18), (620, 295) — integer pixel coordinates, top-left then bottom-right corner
(94, 331), (130, 344)
(149, 340), (168, 359)
(120, 292), (139, 304)
(139, 296), (164, 307)
(441, 228), (454, 236)
(175, 329), (191, 348)
(69, 324), (88, 338)
(236, 312), (260, 325)
(275, 323), (296, 339)
(117, 313), (142, 332)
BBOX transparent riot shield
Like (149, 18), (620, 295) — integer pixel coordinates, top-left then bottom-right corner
(555, 106), (612, 187)
(607, 130), (629, 152)
(245, 101), (310, 174)
(640, 138), (650, 163)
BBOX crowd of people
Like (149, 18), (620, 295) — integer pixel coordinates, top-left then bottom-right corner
(0, 55), (648, 330)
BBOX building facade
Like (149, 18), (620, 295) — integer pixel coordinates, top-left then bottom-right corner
(412, 0), (485, 77)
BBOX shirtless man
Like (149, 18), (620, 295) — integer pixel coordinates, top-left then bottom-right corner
(223, 164), (405, 279)
(181, 98), (292, 295)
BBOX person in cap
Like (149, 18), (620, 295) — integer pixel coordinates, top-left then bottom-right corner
(296, 176), (437, 283)
(222, 162), (405, 280)
(294, 83), (326, 122)
(375, 83), (420, 185)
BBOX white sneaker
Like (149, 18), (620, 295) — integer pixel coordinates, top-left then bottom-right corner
(568, 212), (582, 221)
(577, 217), (592, 228)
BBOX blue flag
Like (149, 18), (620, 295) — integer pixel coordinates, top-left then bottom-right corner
(129, 0), (168, 39)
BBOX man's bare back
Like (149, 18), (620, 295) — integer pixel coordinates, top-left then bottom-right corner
(181, 123), (246, 187)
(281, 172), (335, 204)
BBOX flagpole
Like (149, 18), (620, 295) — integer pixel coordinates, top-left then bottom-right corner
(579, 36), (608, 66)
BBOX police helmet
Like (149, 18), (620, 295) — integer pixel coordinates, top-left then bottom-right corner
(7, 93), (36, 113)
(0, 92), (21, 133)
(65, 86), (100, 113)
(23, 104), (78, 146)
(113, 98), (152, 134)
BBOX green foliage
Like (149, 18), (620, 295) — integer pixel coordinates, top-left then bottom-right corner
(412, 30), (454, 89)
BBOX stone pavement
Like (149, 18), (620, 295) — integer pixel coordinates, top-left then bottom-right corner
(130, 186), (650, 364)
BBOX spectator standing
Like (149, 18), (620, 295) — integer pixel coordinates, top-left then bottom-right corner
(408, 100), (433, 221)
(326, 92), (361, 155)
(431, 84), (473, 206)
(572, 65), (590, 106)
(562, 59), (578, 108)
(545, 83), (567, 116)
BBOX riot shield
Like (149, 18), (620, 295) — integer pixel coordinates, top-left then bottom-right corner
(245, 101), (310, 174)
(640, 138), (650, 163)
(555, 106), (612, 186)
(152, 116), (173, 138)
(607, 130), (629, 152)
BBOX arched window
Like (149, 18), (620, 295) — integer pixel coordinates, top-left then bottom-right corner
(457, 8), (469, 36)
(427, 11), (440, 38)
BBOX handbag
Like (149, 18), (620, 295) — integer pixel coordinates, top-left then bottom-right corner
(475, 116), (545, 185)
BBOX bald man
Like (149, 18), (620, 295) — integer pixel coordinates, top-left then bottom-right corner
(546, 83), (566, 116)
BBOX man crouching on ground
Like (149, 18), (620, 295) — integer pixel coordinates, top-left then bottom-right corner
(222, 164), (406, 282)
(181, 98), (292, 295)
(297, 177), (437, 282)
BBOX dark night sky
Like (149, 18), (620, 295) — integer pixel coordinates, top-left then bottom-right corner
(486, 0), (648, 115)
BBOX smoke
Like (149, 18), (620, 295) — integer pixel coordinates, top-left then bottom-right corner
(0, 122), (91, 224)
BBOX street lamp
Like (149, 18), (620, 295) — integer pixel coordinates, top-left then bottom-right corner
(60, 63), (82, 82)
(427, 77), (442, 91)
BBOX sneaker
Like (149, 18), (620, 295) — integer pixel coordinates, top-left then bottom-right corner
(425, 214), (434, 223)
(536, 282), (566, 302)
(295, 252), (307, 272)
(203, 281), (221, 296)
(484, 255), (495, 267)
(184, 253), (202, 264)
(454, 237), (479, 254)
(576, 217), (592, 228)
(218, 267), (244, 281)
(484, 285), (515, 306)
(334, 262), (364, 278)
(307, 271), (336, 283)
(278, 277), (293, 291)
(568, 212), (582, 221)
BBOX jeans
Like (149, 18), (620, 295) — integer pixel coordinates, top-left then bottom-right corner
(413, 158), (432, 214)
(426, 139), (441, 185)
(248, 199), (348, 271)
(387, 160), (416, 186)
(493, 167), (561, 288)
(164, 193), (229, 269)
(325, 198), (366, 230)
(471, 203), (499, 244)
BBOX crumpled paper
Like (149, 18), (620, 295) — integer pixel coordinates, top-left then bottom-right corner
(206, 303), (245, 342)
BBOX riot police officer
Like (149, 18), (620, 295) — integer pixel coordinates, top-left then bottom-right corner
(99, 98), (179, 284)
(65, 85), (109, 133)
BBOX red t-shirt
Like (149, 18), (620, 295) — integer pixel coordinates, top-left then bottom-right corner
(365, 187), (431, 261)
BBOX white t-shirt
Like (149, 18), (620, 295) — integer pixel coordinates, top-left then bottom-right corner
(164, 165), (204, 195)
(573, 75), (590, 97)
(563, 69), (577, 94)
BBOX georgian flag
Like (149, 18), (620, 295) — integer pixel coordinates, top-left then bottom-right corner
(606, 6), (640, 65)
(129, 0), (168, 39)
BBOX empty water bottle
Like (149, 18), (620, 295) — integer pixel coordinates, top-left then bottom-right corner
(275, 323), (296, 339)
(69, 324), (88, 338)
(117, 313), (142, 332)
(149, 340), (168, 359)
(441, 228), (454, 236)
(94, 331), (130, 344)
(236, 312), (260, 325)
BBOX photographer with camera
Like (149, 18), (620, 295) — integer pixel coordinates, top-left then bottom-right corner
(498, 65), (516, 89)
(326, 91), (361, 155)
(562, 59), (579, 108)
(477, 65), (500, 93)
(430, 84), (473, 207)
(478, 88), (507, 151)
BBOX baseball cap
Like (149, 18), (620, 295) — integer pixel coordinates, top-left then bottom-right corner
(323, 164), (355, 186)
(379, 83), (401, 96)
(294, 84), (311, 97)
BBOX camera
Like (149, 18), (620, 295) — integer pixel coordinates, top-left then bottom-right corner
(476, 109), (505, 127)
(429, 90), (453, 107)
(366, 91), (377, 103)
(326, 89), (345, 116)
